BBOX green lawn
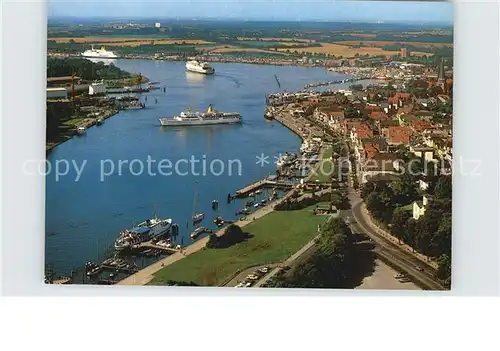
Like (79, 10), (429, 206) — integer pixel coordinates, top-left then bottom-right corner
(309, 146), (336, 183)
(149, 205), (326, 286)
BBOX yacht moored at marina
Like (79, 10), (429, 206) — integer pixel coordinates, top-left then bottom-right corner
(186, 60), (215, 74)
(114, 217), (173, 251)
(159, 105), (241, 126)
(81, 45), (119, 59)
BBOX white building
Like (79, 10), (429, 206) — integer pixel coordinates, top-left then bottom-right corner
(155, 22), (161, 28)
(89, 81), (106, 95)
(46, 87), (68, 99)
(413, 194), (432, 220)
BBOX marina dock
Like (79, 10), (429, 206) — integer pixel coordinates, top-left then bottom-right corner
(133, 242), (180, 254)
(235, 179), (295, 197)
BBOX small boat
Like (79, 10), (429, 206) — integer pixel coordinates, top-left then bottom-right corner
(96, 118), (104, 125)
(255, 190), (262, 195)
(212, 200), (219, 210)
(213, 216), (225, 227)
(191, 182), (204, 223)
(190, 226), (206, 239)
(260, 199), (267, 205)
(245, 200), (254, 207)
(85, 261), (101, 277)
(254, 203), (260, 208)
(76, 126), (86, 135)
(192, 213), (205, 223)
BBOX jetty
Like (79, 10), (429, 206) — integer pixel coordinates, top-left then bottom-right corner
(235, 179), (295, 197)
(133, 241), (180, 254)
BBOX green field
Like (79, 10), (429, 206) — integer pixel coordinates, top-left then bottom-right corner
(149, 205), (327, 286)
(308, 146), (336, 183)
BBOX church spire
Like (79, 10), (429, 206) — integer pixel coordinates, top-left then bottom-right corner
(438, 57), (445, 82)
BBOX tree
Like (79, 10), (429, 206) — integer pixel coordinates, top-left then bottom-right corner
(360, 181), (375, 199)
(391, 208), (411, 243)
(434, 175), (452, 199)
(436, 254), (451, 287)
(205, 234), (219, 249)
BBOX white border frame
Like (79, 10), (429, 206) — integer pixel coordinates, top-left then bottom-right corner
(1, 0), (499, 296)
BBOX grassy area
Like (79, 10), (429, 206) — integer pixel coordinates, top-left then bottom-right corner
(149, 205), (327, 286)
(308, 146), (335, 183)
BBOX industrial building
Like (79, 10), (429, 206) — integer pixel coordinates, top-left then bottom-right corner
(46, 87), (68, 100)
(89, 81), (106, 95)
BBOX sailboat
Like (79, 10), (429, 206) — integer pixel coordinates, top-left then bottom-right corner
(192, 181), (205, 224)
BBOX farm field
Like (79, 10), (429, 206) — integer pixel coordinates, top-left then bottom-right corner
(331, 40), (454, 49)
(49, 37), (214, 46)
(277, 42), (432, 57)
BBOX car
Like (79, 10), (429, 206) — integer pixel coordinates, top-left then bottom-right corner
(394, 274), (405, 279)
(258, 267), (270, 274)
(245, 282), (253, 287)
(415, 266), (424, 272)
(399, 277), (411, 283)
(254, 270), (264, 277)
(246, 274), (259, 281)
(235, 282), (244, 288)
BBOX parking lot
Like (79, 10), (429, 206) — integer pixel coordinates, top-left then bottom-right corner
(356, 259), (421, 290)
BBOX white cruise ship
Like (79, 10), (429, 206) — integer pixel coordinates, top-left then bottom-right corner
(159, 105), (241, 126)
(114, 217), (172, 251)
(186, 60), (215, 74)
(81, 45), (118, 59)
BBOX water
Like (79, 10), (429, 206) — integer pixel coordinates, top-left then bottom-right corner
(45, 60), (348, 275)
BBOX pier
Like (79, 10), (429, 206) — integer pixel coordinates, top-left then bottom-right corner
(132, 241), (181, 254)
(235, 179), (295, 197)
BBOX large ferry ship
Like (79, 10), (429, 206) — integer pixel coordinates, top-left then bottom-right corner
(81, 45), (119, 59)
(114, 216), (172, 251)
(186, 60), (215, 74)
(159, 105), (241, 126)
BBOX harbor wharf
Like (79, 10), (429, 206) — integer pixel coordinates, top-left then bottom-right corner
(133, 242), (180, 255)
(100, 265), (138, 274)
(234, 179), (294, 197)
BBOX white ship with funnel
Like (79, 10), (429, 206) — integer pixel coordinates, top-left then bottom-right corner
(81, 45), (118, 59)
(114, 216), (172, 251)
(186, 60), (215, 74)
(159, 105), (241, 126)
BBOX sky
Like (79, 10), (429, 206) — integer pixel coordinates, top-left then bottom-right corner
(48, 0), (454, 24)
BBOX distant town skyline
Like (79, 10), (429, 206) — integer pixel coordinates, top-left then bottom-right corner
(48, 0), (454, 24)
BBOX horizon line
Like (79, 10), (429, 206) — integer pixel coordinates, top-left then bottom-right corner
(48, 16), (453, 26)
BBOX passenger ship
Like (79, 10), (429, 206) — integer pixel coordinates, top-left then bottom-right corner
(81, 45), (118, 59)
(186, 60), (215, 74)
(114, 216), (172, 251)
(159, 105), (241, 126)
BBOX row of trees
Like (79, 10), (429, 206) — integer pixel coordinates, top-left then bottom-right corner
(47, 58), (131, 81)
(269, 218), (355, 288)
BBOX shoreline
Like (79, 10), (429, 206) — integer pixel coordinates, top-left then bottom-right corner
(46, 108), (119, 154)
(118, 105), (321, 286)
(48, 52), (324, 69)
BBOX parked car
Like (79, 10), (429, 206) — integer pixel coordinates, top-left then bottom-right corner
(258, 267), (270, 274)
(246, 274), (259, 281)
(415, 266), (424, 272)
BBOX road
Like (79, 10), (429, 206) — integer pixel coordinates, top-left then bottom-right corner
(345, 182), (444, 290)
(254, 232), (321, 287)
